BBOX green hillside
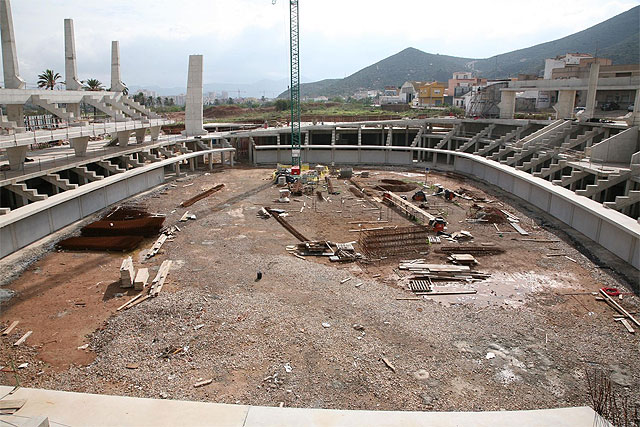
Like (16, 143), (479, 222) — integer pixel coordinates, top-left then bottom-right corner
(281, 6), (639, 98)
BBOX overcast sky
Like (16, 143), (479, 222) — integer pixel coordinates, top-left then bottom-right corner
(9, 0), (639, 93)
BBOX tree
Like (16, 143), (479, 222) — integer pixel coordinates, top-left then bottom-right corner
(227, 97), (234, 105)
(274, 99), (291, 111)
(156, 96), (162, 106)
(133, 92), (145, 104)
(146, 96), (154, 107)
(37, 69), (61, 90)
(83, 78), (104, 91)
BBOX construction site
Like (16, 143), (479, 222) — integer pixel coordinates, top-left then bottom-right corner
(0, 1), (639, 426)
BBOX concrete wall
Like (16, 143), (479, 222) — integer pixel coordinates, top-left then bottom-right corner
(0, 147), (235, 258)
(589, 126), (639, 163)
(0, 167), (164, 258)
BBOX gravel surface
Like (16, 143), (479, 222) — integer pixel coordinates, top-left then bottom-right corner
(1, 167), (638, 412)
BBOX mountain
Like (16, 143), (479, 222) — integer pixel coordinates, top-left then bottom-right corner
(280, 6), (639, 98)
(130, 78), (292, 99)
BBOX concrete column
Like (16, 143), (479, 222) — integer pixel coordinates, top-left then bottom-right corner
(554, 90), (576, 119)
(64, 19), (82, 91)
(135, 128), (146, 144)
(150, 126), (160, 141)
(117, 130), (130, 147)
(0, 0), (25, 90)
(189, 157), (195, 171)
(357, 126), (362, 145)
(583, 63), (600, 121)
(70, 136), (89, 157)
(626, 89), (640, 127)
(110, 41), (126, 92)
(6, 104), (23, 125)
(499, 91), (516, 119)
(6, 145), (26, 170)
(182, 54), (206, 136)
(331, 128), (336, 145)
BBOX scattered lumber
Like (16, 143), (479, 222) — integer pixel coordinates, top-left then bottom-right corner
(381, 356), (396, 373)
(510, 222), (529, 236)
(179, 211), (191, 222)
(150, 260), (172, 297)
(193, 379), (213, 388)
(265, 207), (309, 242)
(416, 290), (477, 296)
(599, 289), (640, 327)
(120, 256), (135, 288)
(436, 246), (504, 256)
(146, 234), (168, 259)
(134, 268), (150, 291)
(0, 400), (26, 412)
(13, 331), (32, 346)
(616, 318), (635, 334)
(180, 184), (224, 207)
(117, 292), (145, 311)
(519, 239), (560, 243)
(2, 320), (19, 336)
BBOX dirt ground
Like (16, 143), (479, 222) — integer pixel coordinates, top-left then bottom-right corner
(0, 166), (638, 412)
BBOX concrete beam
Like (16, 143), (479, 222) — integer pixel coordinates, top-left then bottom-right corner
(70, 136), (89, 157)
(554, 90), (576, 120)
(0, 0), (25, 90)
(5, 145), (26, 170)
(582, 63), (600, 121)
(110, 41), (126, 92)
(150, 126), (160, 141)
(182, 55), (206, 137)
(63, 19), (82, 91)
(135, 128), (146, 144)
(499, 91), (516, 119)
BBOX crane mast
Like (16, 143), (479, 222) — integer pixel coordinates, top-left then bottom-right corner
(289, 0), (301, 174)
(273, 0), (301, 174)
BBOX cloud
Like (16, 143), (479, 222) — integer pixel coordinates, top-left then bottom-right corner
(7, 0), (637, 91)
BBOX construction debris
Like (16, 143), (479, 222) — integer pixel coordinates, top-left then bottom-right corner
(360, 226), (432, 259)
(193, 379), (213, 388)
(13, 330), (32, 346)
(265, 207), (309, 242)
(381, 356), (396, 372)
(134, 268), (150, 291)
(2, 321), (19, 336)
(150, 260), (173, 297)
(81, 216), (165, 237)
(180, 184), (224, 207)
(448, 254), (478, 266)
(57, 236), (144, 252)
(146, 234), (168, 259)
(436, 246), (505, 256)
(120, 257), (135, 288)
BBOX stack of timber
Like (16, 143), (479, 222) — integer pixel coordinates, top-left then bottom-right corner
(436, 246), (504, 256)
(399, 260), (490, 282)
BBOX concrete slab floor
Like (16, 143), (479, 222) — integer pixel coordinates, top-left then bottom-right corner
(0, 386), (603, 427)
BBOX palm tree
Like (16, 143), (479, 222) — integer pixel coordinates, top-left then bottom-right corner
(37, 69), (61, 90)
(83, 79), (104, 91)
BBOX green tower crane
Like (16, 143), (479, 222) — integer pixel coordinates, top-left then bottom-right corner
(273, 0), (301, 175)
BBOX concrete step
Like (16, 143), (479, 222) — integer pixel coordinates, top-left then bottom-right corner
(6, 182), (48, 202)
(534, 159), (567, 179)
(123, 154), (144, 168)
(604, 190), (640, 211)
(576, 173), (628, 198)
(31, 95), (73, 120)
(42, 173), (79, 191)
(458, 124), (495, 153)
(84, 96), (127, 121)
(97, 160), (126, 174)
(72, 166), (104, 182)
(552, 169), (589, 187)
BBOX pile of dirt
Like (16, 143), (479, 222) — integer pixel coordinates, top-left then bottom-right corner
(473, 205), (508, 224)
(377, 179), (418, 193)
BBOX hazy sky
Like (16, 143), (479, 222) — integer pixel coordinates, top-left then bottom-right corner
(8, 0), (639, 91)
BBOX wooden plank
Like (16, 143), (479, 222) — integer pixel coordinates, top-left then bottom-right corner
(381, 356), (396, 373)
(600, 289), (640, 327)
(510, 222), (529, 236)
(416, 290), (477, 296)
(0, 400), (26, 411)
(519, 239), (560, 243)
(150, 260), (172, 296)
(125, 294), (151, 309)
(617, 318), (635, 334)
(2, 320), (19, 336)
(193, 378), (213, 388)
(134, 268), (150, 291)
(179, 211), (190, 222)
(146, 234), (168, 259)
(117, 292), (144, 311)
(13, 330), (32, 346)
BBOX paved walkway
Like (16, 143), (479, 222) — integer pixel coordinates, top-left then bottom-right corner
(0, 386), (602, 427)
